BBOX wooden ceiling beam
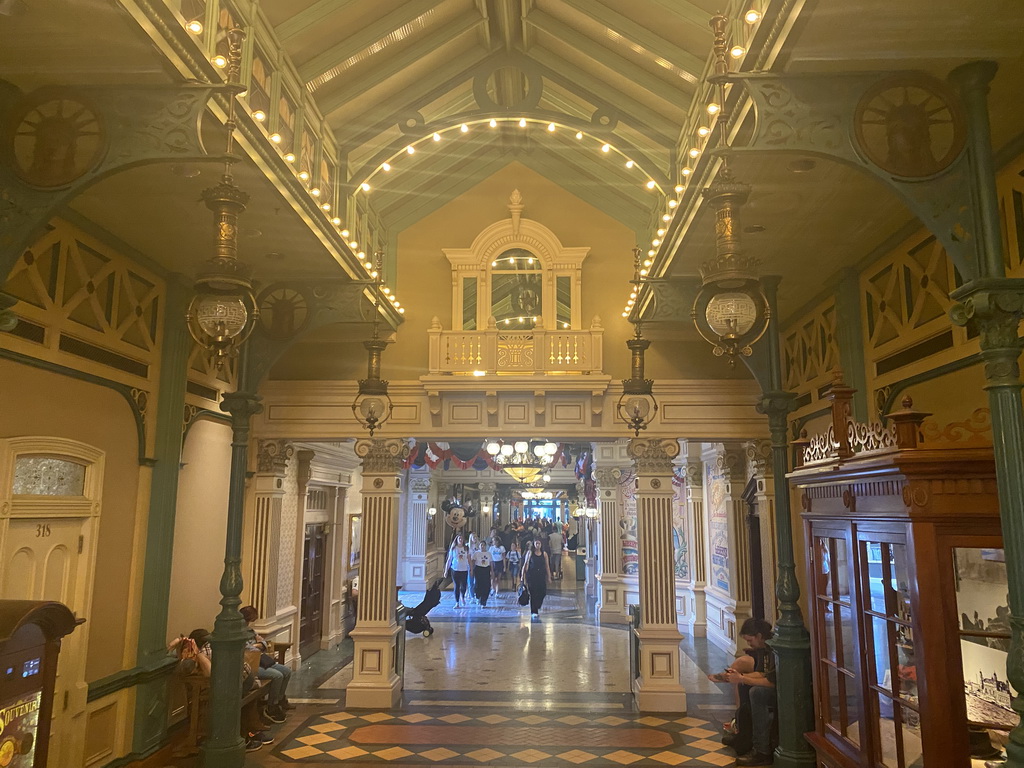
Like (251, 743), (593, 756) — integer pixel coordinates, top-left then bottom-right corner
(314, 15), (483, 115)
(300, 0), (458, 86)
(525, 10), (689, 106)
(639, 0), (713, 37)
(557, 0), (703, 83)
(274, 0), (361, 44)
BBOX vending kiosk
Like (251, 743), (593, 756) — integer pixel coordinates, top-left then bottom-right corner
(0, 601), (78, 768)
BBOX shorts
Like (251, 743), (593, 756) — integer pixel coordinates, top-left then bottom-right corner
(493, 561), (505, 575)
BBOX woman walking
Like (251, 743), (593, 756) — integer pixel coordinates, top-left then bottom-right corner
(445, 533), (470, 608)
(507, 540), (522, 586)
(472, 541), (493, 607)
(521, 537), (551, 620)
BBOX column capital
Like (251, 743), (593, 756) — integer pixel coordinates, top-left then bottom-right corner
(627, 438), (680, 475)
(745, 438), (773, 479)
(408, 472), (431, 494)
(256, 439), (293, 474)
(594, 466), (623, 489)
(220, 390), (263, 424)
(355, 438), (411, 475)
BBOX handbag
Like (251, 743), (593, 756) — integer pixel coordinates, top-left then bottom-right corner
(259, 652), (277, 669)
(517, 585), (530, 606)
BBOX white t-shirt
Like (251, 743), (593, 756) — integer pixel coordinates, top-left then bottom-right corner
(548, 531), (563, 553)
(448, 546), (470, 572)
(488, 545), (506, 562)
(471, 549), (492, 568)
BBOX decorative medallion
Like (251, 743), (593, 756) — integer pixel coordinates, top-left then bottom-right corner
(257, 286), (310, 340)
(853, 73), (966, 178)
(650, 478), (662, 489)
(373, 477), (384, 489)
(8, 89), (105, 188)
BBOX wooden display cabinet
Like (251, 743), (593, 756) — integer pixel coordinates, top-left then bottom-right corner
(789, 378), (1007, 768)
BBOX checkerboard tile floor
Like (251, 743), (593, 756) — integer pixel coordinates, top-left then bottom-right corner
(269, 708), (733, 765)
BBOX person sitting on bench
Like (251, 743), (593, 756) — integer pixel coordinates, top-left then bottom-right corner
(240, 605), (293, 722)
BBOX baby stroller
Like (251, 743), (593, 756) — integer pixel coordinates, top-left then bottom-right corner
(404, 578), (443, 637)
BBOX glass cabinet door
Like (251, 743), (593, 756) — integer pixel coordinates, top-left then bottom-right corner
(858, 533), (922, 768)
(812, 531), (862, 749)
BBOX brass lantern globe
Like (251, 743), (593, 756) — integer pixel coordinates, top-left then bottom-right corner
(617, 248), (658, 436)
(351, 252), (394, 436)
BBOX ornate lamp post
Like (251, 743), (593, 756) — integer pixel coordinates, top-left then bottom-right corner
(352, 253), (393, 436)
(186, 28), (258, 370)
(690, 15), (769, 364)
(618, 248), (658, 435)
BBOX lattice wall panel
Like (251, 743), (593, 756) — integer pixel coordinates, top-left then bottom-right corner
(782, 300), (838, 395)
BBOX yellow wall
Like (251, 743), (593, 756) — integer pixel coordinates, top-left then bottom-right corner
(167, 417), (232, 638)
(269, 162), (744, 382)
(0, 358), (140, 682)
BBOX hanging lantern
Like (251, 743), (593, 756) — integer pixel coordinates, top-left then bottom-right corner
(186, 28), (258, 368)
(618, 248), (658, 436)
(352, 253), (394, 436)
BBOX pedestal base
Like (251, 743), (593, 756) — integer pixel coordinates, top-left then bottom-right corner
(345, 624), (402, 710)
(634, 626), (686, 713)
(597, 575), (631, 624)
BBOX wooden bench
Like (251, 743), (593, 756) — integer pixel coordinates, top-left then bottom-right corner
(172, 651), (271, 756)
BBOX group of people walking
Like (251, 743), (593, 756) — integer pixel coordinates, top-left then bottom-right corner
(443, 527), (556, 619)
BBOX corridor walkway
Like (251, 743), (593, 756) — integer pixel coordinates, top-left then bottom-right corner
(241, 587), (741, 767)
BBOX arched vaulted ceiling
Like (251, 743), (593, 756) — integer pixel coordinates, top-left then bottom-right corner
(260, 0), (715, 236)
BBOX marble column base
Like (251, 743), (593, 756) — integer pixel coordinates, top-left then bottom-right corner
(596, 574), (631, 624)
(346, 624), (402, 709)
(635, 625), (687, 713)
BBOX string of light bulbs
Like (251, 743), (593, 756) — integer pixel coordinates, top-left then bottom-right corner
(621, 5), (762, 320)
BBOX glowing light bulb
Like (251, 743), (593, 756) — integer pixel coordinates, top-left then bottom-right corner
(625, 160), (635, 169)
(298, 170), (310, 181)
(310, 187), (321, 196)
(662, 214), (671, 222)
(648, 250), (655, 257)
(689, 147), (700, 158)
(357, 251), (365, 259)
(697, 126), (711, 137)
(668, 199), (678, 208)
(406, 145), (415, 154)
(433, 132), (441, 141)
(270, 133), (282, 143)
(682, 167), (692, 176)
(630, 292), (637, 299)
(640, 268), (649, 276)
(646, 180), (656, 189)
(332, 217), (341, 225)
(382, 287), (391, 295)
(707, 102), (721, 115)
(398, 307), (405, 314)
(211, 54), (227, 68)
(622, 312), (629, 318)
(491, 261), (497, 267)
(490, 119), (497, 128)
(341, 229), (350, 238)
(730, 46), (746, 58)
(657, 229), (665, 236)
(652, 239), (661, 246)
(547, 122), (556, 132)
(382, 162), (391, 171)
(745, 9), (761, 23)
(643, 259), (652, 267)
(349, 241), (358, 248)
(186, 19), (203, 34)
(360, 182), (370, 191)
(370, 270), (379, 278)
(575, 131), (583, 140)
(601, 143), (610, 153)
(252, 110), (266, 122)
(284, 153), (295, 163)
(674, 184), (684, 193)
(321, 203), (331, 211)
(461, 123), (469, 132)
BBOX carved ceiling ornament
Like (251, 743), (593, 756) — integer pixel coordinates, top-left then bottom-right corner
(256, 439), (294, 474)
(354, 438), (411, 475)
(627, 438), (681, 475)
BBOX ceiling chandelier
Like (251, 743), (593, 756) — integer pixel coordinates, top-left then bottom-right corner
(185, 28), (258, 369)
(618, 248), (659, 436)
(351, 252), (394, 436)
(690, 13), (769, 363)
(485, 440), (558, 484)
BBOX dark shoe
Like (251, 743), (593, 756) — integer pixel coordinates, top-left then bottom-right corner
(736, 752), (773, 766)
(245, 738), (263, 752)
(265, 707), (286, 723)
(281, 697), (296, 710)
(254, 731), (274, 744)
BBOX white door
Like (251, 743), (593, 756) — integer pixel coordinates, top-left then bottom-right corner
(0, 442), (102, 768)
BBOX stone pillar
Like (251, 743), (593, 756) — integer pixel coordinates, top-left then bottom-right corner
(628, 438), (686, 713)
(248, 440), (294, 620)
(680, 446), (707, 637)
(746, 439), (778, 626)
(346, 438), (410, 709)
(400, 468), (431, 592)
(594, 465), (630, 624)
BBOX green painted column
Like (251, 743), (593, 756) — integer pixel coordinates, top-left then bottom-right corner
(132, 278), (191, 754)
(201, 351), (263, 768)
(756, 276), (816, 768)
(834, 268), (868, 421)
(948, 60), (1024, 767)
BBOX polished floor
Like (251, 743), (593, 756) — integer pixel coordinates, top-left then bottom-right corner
(151, 584), (742, 767)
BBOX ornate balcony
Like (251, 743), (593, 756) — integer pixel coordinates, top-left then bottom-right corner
(427, 316), (604, 375)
